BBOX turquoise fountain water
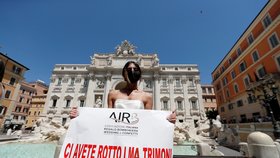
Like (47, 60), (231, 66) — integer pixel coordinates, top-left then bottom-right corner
(0, 142), (197, 158)
(173, 142), (198, 156)
(0, 143), (56, 158)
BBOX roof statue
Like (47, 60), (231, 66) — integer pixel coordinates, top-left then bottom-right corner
(153, 54), (159, 67)
(115, 40), (137, 56)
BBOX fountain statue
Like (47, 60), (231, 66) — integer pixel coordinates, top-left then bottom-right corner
(210, 115), (222, 139)
(172, 119), (224, 156)
(216, 124), (239, 149)
(27, 118), (69, 142)
(173, 122), (191, 144)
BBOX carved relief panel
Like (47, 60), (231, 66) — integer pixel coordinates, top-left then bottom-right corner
(96, 79), (105, 89)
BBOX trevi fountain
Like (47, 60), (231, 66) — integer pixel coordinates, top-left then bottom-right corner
(1, 114), (279, 158)
(0, 114), (226, 158)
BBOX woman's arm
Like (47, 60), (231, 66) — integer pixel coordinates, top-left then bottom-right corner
(107, 90), (115, 108)
(144, 93), (153, 110)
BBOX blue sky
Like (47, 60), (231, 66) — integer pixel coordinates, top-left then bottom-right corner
(0, 0), (267, 85)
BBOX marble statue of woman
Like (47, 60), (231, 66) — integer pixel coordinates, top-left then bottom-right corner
(95, 96), (103, 108)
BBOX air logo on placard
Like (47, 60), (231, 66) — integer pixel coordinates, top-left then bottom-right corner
(109, 112), (139, 125)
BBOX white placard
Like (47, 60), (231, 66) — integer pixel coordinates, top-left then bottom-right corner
(59, 107), (174, 158)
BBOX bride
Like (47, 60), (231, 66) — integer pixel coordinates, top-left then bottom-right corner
(70, 61), (176, 123)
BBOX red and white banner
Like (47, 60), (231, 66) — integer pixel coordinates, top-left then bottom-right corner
(59, 107), (174, 158)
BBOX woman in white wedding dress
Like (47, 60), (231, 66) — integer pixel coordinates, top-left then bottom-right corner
(70, 61), (176, 123)
(107, 61), (152, 110)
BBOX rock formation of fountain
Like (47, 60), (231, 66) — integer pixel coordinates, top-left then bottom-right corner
(22, 118), (68, 143)
(172, 116), (224, 156)
(173, 117), (211, 144)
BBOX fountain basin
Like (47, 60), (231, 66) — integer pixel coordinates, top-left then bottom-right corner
(0, 143), (56, 158)
(173, 141), (198, 156)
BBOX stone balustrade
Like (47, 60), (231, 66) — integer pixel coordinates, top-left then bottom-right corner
(226, 122), (275, 141)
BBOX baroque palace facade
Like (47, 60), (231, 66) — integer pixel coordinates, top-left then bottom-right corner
(42, 40), (205, 127)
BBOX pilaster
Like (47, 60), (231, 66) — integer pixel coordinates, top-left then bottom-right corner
(86, 73), (95, 107)
(169, 76), (175, 111)
(182, 78), (191, 117)
(103, 72), (112, 108)
(195, 78), (205, 118)
(153, 73), (160, 110)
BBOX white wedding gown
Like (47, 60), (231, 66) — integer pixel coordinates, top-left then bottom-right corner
(114, 99), (144, 109)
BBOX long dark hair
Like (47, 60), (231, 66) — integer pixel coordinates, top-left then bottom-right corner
(122, 61), (141, 79)
(0, 60), (5, 82)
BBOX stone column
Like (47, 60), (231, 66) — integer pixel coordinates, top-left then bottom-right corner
(153, 73), (160, 110)
(139, 79), (144, 90)
(195, 78), (205, 118)
(169, 76), (175, 111)
(86, 73), (95, 107)
(182, 78), (191, 117)
(103, 72), (112, 108)
(56, 78), (66, 120)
